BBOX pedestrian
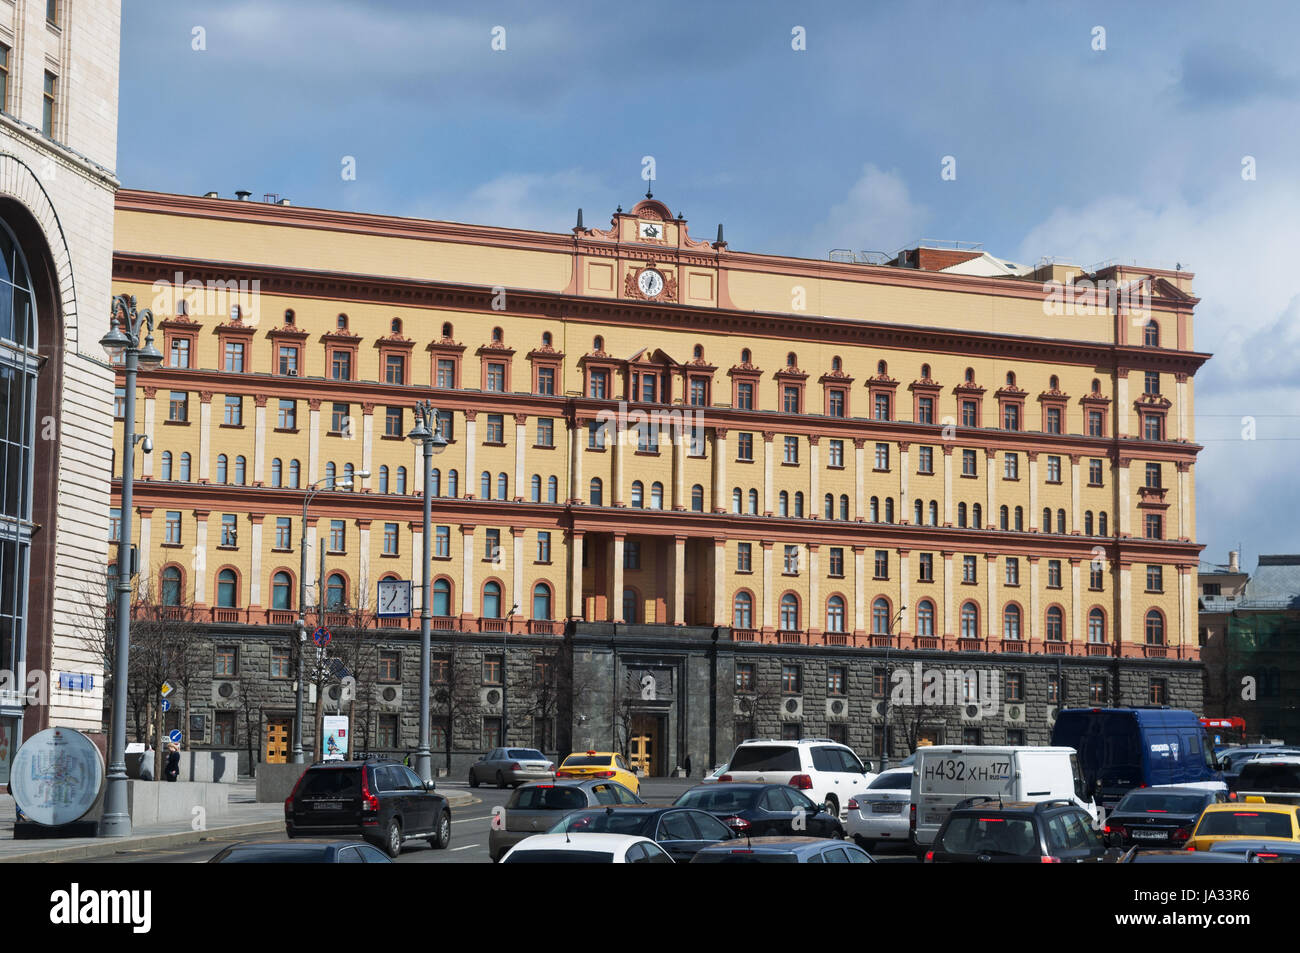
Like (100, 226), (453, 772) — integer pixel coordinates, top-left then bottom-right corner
(164, 742), (180, 782)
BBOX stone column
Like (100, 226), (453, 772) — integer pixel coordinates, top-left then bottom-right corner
(409, 521), (424, 609)
(193, 510), (210, 605)
(511, 527), (525, 624)
(852, 546), (866, 637)
(713, 538), (728, 627)
(985, 553), (997, 644)
(760, 540), (774, 634)
(1027, 556), (1040, 645)
(360, 403), (374, 492)
(763, 432), (775, 516)
(253, 394), (268, 486)
(898, 442), (910, 522)
(569, 417), (584, 503)
(305, 519), (319, 607)
(1118, 459), (1132, 537)
(897, 549), (910, 640)
(984, 449), (997, 528)
(356, 519), (371, 603)
(137, 508), (153, 582)
(1116, 368), (1130, 438)
(198, 392), (213, 483)
(808, 437), (821, 517)
(569, 530), (585, 619)
(611, 533), (625, 622)
(1027, 452), (1039, 531)
(1118, 561), (1134, 654)
(942, 445), (953, 525)
(249, 515), (264, 610)
(672, 535), (687, 624)
(1175, 372), (1190, 442)
(1177, 461), (1191, 540)
(611, 417), (625, 506)
(711, 428), (729, 513)
(672, 422), (686, 511)
(141, 388), (157, 479)
(460, 524), (476, 623)
(464, 411), (477, 498)
(808, 544), (821, 635)
(1069, 454), (1081, 535)
(942, 551), (954, 643)
(1070, 558), (1082, 648)
(514, 415), (528, 501)
(854, 439), (866, 521)
(307, 398), (322, 485)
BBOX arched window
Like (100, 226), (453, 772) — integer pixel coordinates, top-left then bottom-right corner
(589, 477), (603, 506)
(841, 495), (850, 521)
(378, 466), (389, 494)
(778, 491), (789, 517)
(1003, 604), (1021, 639)
(288, 459), (300, 488)
(915, 500), (925, 525)
(547, 476), (558, 503)
(531, 474), (542, 502)
(442, 321), (453, 338)
(271, 458), (283, 487)
(432, 578), (452, 616)
(826, 596), (846, 633)
(160, 451), (173, 481)
(216, 454), (228, 484)
(694, 344), (705, 360)
(831, 355), (842, 372)
(972, 503), (982, 528)
(430, 469), (440, 496)
(216, 568), (238, 608)
(480, 471), (491, 499)
(917, 600), (935, 638)
(1098, 512), (1108, 536)
(482, 581), (502, 619)
(161, 566), (182, 606)
(398, 466), (410, 494)
(1046, 606), (1064, 641)
(741, 348), (752, 364)
(884, 498), (894, 523)
(1056, 509), (1066, 534)
(957, 502), (967, 528)
(593, 335), (604, 351)
(282, 308), (294, 325)
(325, 462), (337, 489)
(1144, 320), (1159, 347)
(271, 571), (292, 610)
(343, 463), (354, 489)
(542, 331), (553, 347)
(870, 497), (880, 522)
(999, 505), (1009, 531)
(491, 326), (504, 344)
(497, 472), (508, 501)
(1006, 371), (1016, 386)
(732, 591), (753, 629)
(779, 594), (799, 631)
(336, 313), (348, 330)
(1014, 506), (1023, 531)
(1088, 608), (1106, 643)
(965, 367), (975, 383)
(391, 317), (402, 335)
(631, 481), (645, 508)
(731, 487), (741, 513)
(622, 588), (638, 624)
(326, 572), (347, 609)
(829, 495), (838, 520)
(532, 583), (552, 621)
(1145, 609), (1165, 645)
(1084, 511), (1094, 536)
(1092, 378), (1101, 393)
(960, 602), (979, 639)
(877, 360), (888, 375)
(1049, 374), (1059, 390)
(929, 500), (939, 526)
(872, 597), (891, 634)
(691, 484), (704, 512)
(794, 492), (804, 518)
(787, 352), (797, 367)
(745, 488), (757, 514)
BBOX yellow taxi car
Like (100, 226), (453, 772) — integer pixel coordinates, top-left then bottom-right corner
(555, 751), (640, 795)
(1187, 799), (1300, 852)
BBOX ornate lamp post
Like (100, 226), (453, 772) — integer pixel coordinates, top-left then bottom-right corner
(100, 295), (162, 837)
(407, 400), (447, 782)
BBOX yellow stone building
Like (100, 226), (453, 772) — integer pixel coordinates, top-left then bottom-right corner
(110, 189), (1207, 771)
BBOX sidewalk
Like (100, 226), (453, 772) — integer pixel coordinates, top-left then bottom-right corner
(0, 779), (475, 863)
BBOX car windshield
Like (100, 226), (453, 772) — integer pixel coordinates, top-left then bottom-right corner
(511, 786), (589, 810)
(1238, 764), (1300, 791)
(868, 772), (912, 790)
(941, 816), (1039, 856)
(728, 746), (800, 772)
(297, 769), (359, 797)
(563, 756), (613, 767)
(502, 850), (614, 863)
(1197, 811), (1293, 838)
(675, 787), (761, 812)
(1115, 793), (1207, 814)
(547, 811), (651, 835)
(507, 749), (545, 760)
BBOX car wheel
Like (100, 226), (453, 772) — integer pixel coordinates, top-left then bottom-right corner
(496, 771), (506, 789)
(854, 835), (874, 852)
(468, 770), (479, 789)
(384, 819), (402, 859)
(823, 795), (839, 819)
(429, 810), (451, 850)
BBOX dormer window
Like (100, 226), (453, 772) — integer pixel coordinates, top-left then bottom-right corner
(283, 309), (295, 325)
(492, 326), (504, 344)
(831, 356), (842, 372)
(921, 363), (931, 379)
(694, 344), (704, 360)
(965, 367), (975, 383)
(442, 321), (453, 338)
(336, 313), (348, 330)
(1006, 371), (1016, 386)
(391, 318), (402, 334)
(542, 331), (553, 347)
(593, 335), (604, 351)
(787, 352), (797, 368)
(741, 348), (751, 363)
(1049, 374), (1059, 389)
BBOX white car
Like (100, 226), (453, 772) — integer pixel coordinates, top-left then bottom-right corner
(701, 763), (728, 785)
(721, 738), (877, 818)
(499, 833), (675, 863)
(845, 767), (912, 851)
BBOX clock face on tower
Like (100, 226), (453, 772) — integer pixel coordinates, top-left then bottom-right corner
(637, 268), (665, 298)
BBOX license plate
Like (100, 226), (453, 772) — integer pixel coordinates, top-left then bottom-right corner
(1132, 829), (1166, 839)
(312, 802), (344, 811)
(872, 802), (903, 814)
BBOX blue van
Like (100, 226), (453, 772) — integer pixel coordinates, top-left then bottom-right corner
(1051, 708), (1224, 810)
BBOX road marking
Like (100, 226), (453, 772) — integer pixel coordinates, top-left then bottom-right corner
(450, 844), (479, 852)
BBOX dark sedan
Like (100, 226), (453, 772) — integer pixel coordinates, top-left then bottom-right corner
(547, 806), (737, 862)
(1117, 847), (1248, 864)
(489, 778), (644, 862)
(1103, 787), (1227, 849)
(209, 841), (392, 863)
(692, 836), (873, 864)
(672, 783), (844, 839)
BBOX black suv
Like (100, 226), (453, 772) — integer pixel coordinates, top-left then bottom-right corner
(926, 798), (1108, 864)
(285, 760), (451, 858)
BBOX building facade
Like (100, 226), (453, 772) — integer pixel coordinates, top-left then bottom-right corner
(0, 0), (121, 779)
(110, 189), (1208, 773)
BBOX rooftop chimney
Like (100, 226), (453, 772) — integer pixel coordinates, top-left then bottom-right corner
(235, 190), (252, 201)
(1229, 550), (1240, 573)
(203, 191), (219, 198)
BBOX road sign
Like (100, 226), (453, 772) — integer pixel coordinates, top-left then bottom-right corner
(168, 729), (183, 744)
(160, 681), (174, 697)
(313, 627), (331, 647)
(161, 699), (171, 713)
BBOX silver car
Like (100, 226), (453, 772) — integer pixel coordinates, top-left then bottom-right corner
(845, 767), (913, 851)
(469, 748), (555, 789)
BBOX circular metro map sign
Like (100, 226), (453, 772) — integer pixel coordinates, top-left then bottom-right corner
(10, 727), (104, 826)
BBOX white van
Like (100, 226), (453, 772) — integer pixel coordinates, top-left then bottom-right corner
(910, 746), (1096, 854)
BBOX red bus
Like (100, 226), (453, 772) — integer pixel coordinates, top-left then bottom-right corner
(1200, 717), (1247, 747)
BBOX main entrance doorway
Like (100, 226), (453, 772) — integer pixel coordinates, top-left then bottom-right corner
(265, 718), (292, 764)
(628, 713), (665, 776)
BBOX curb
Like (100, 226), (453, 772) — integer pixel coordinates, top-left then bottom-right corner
(0, 818), (286, 864)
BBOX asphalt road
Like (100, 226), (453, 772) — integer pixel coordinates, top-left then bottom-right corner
(71, 778), (920, 864)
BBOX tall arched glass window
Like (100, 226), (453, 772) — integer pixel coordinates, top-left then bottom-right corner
(872, 598), (890, 634)
(1088, 608), (1106, 642)
(1044, 507), (1053, 532)
(929, 501), (938, 526)
(1014, 506), (1023, 532)
(960, 602), (979, 639)
(325, 462), (337, 489)
(271, 458), (283, 487)
(1098, 512), (1108, 536)
(1046, 606), (1063, 641)
(480, 471), (491, 499)
(547, 476), (558, 503)
(179, 452), (191, 481)
(530, 474), (541, 502)
(957, 502), (967, 528)
(343, 463), (354, 488)
(915, 500), (924, 524)
(399, 466), (411, 494)
(326, 572), (346, 609)
(271, 571), (292, 611)
(288, 459), (300, 488)
(430, 469), (440, 497)
(235, 455), (247, 485)
(917, 600), (935, 638)
(1084, 511), (1094, 536)
(779, 594), (799, 631)
(731, 487), (741, 513)
(1144, 610), (1165, 645)
(870, 497), (880, 522)
(589, 478), (602, 506)
(745, 488), (756, 514)
(378, 466), (389, 494)
(160, 451), (173, 480)
(830, 495), (839, 521)
(1003, 604), (1021, 639)
(1056, 509), (1066, 534)
(826, 595), (846, 633)
(497, 472), (508, 500)
(432, 578), (451, 616)
(216, 454), (228, 484)
(999, 506), (1009, 531)
(161, 566), (182, 606)
(841, 496), (850, 521)
(884, 498), (894, 523)
(651, 482), (664, 510)
(691, 484), (704, 512)
(732, 591), (753, 629)
(794, 492), (804, 518)
(972, 503), (981, 528)
(532, 583), (551, 620)
(778, 491), (789, 517)
(632, 481), (645, 507)
(216, 569), (238, 608)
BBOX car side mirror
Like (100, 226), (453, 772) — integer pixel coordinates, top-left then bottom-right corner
(424, 779), (437, 790)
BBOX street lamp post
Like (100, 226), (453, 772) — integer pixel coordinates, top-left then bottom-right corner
(407, 401), (447, 782)
(879, 604), (907, 774)
(101, 295), (162, 837)
(501, 604), (518, 747)
(293, 471), (367, 764)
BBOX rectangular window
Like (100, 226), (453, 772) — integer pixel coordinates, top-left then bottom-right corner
(1048, 559), (1062, 589)
(47, 0), (59, 24)
(42, 72), (56, 138)
(1047, 674), (1061, 705)
(962, 449), (977, 477)
(783, 545), (800, 574)
(436, 358), (456, 388)
(214, 712), (237, 746)
(1148, 678), (1167, 706)
(737, 432), (754, 461)
(484, 528), (501, 562)
(330, 403), (350, 435)
(278, 345), (298, 376)
(1046, 407), (1062, 434)
(170, 337), (191, 369)
(165, 511), (181, 545)
(215, 646), (238, 678)
(918, 396), (934, 424)
(1005, 558), (1019, 586)
(109, 508), (122, 542)
(829, 547), (844, 577)
(1145, 463), (1162, 488)
(114, 387), (126, 419)
(781, 665), (801, 694)
(636, 423), (658, 453)
(827, 666), (846, 696)
(828, 389), (845, 417)
(385, 406), (402, 438)
(1146, 564), (1163, 592)
(962, 555), (977, 584)
(1142, 414), (1163, 441)
(329, 520), (346, 553)
(1006, 729), (1025, 746)
(385, 354), (405, 385)
(482, 656), (503, 686)
(624, 541), (641, 571)
(1090, 566), (1104, 590)
(587, 420), (606, 449)
(1002, 404), (1020, 431)
(918, 445), (933, 474)
(168, 391), (188, 422)
(873, 393), (890, 421)
(588, 369), (608, 399)
(536, 366), (555, 395)
(1144, 371), (1160, 396)
(918, 552), (934, 582)
(275, 517), (292, 550)
(1089, 458), (1104, 486)
(1087, 409), (1104, 437)
(782, 386), (800, 414)
(536, 531), (551, 563)
(736, 382), (754, 410)
(736, 542), (752, 573)
(1005, 673), (1024, 703)
(960, 399), (977, 428)
(638, 374), (657, 403)
(379, 716), (400, 749)
(223, 341), (245, 373)
(485, 414), (504, 444)
(378, 651), (401, 683)
(435, 410), (454, 442)
(536, 417), (554, 447)
(223, 394), (242, 426)
(383, 522), (399, 556)
(690, 378), (709, 406)
(220, 514), (238, 547)
(1046, 455), (1061, 483)
(874, 443), (889, 471)
(277, 399), (297, 429)
(873, 668), (888, 697)
(330, 350), (352, 381)
(1003, 453), (1019, 480)
(1144, 513), (1163, 540)
(874, 550), (889, 580)
(828, 439), (844, 468)
(486, 362), (506, 392)
(435, 526), (450, 558)
(735, 663), (755, 693)
(0, 44), (9, 114)
(783, 436), (798, 465)
(1089, 678), (1107, 705)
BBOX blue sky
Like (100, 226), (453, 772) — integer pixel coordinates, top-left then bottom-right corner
(118, 0), (1300, 568)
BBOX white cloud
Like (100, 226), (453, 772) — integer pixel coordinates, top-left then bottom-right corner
(799, 164), (930, 259)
